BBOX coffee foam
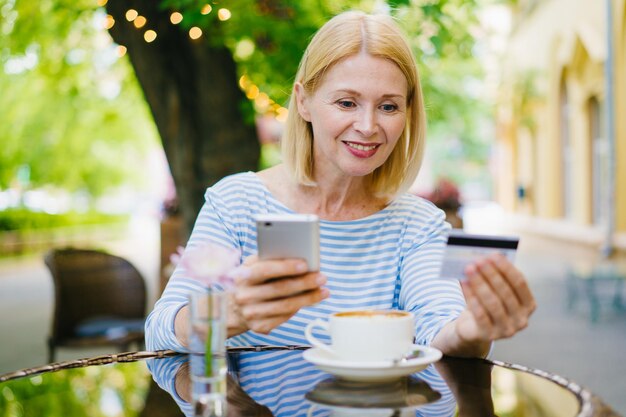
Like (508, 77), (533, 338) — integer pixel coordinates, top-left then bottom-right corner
(335, 310), (410, 319)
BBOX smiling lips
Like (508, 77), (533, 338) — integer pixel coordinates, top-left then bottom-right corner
(343, 141), (380, 158)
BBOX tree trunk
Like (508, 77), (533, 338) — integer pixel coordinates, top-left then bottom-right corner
(107, 0), (259, 236)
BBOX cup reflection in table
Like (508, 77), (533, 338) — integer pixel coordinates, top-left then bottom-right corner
(187, 289), (228, 416)
(305, 375), (441, 416)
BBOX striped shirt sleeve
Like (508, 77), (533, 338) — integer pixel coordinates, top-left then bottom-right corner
(399, 204), (466, 346)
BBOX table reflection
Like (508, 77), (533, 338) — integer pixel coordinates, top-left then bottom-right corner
(147, 349), (477, 417)
(0, 348), (604, 416)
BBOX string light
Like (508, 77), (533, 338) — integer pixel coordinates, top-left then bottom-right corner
(189, 27), (203, 40)
(255, 93), (270, 107)
(239, 75), (250, 90)
(217, 8), (231, 21)
(97, 0), (108, 6)
(118, 5), (282, 122)
(239, 76), (286, 121)
(134, 16), (147, 28)
(125, 9), (138, 22)
(235, 38), (255, 60)
(170, 12), (183, 24)
(144, 30), (157, 43)
(116, 45), (127, 57)
(245, 85), (259, 100)
(104, 15), (115, 29)
(254, 93), (271, 113)
(276, 107), (289, 122)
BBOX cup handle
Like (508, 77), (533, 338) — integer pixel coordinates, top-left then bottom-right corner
(304, 319), (334, 356)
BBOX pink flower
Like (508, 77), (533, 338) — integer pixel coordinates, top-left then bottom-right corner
(171, 243), (240, 288)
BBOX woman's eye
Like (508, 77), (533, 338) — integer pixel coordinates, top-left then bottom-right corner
(337, 100), (356, 109)
(380, 104), (398, 112)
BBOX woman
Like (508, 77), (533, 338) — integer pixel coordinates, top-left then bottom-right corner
(147, 11), (535, 358)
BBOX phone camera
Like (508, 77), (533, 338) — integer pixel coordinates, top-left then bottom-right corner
(264, 222), (272, 227)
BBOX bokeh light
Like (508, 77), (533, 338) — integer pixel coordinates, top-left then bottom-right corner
(144, 30), (157, 43)
(104, 15), (115, 30)
(133, 16), (147, 29)
(170, 12), (183, 24)
(189, 27), (202, 40)
(125, 9), (138, 22)
(217, 8), (231, 21)
(116, 45), (127, 57)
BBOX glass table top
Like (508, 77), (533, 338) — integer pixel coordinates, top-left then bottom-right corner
(0, 348), (617, 417)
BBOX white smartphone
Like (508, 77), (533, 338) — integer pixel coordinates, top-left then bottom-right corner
(255, 214), (320, 271)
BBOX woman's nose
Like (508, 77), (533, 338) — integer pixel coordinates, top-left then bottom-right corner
(353, 108), (378, 137)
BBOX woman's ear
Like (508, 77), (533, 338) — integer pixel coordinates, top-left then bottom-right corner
(294, 82), (311, 122)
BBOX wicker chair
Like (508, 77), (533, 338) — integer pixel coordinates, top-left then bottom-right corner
(44, 248), (147, 363)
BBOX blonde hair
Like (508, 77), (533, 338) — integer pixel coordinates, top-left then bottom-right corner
(281, 10), (426, 199)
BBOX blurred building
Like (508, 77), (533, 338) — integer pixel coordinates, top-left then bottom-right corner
(495, 0), (626, 255)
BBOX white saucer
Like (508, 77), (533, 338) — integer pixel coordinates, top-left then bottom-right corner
(302, 344), (442, 382)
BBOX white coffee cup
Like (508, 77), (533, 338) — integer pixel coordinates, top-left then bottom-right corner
(304, 310), (415, 362)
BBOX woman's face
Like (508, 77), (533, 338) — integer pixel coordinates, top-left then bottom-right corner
(295, 53), (408, 181)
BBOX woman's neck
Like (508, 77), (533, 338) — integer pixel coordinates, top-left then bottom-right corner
(296, 184), (373, 221)
(257, 165), (388, 221)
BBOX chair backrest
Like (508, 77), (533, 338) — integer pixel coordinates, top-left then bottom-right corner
(44, 248), (147, 343)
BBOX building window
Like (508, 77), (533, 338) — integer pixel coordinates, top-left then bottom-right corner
(588, 96), (609, 226)
(559, 78), (574, 219)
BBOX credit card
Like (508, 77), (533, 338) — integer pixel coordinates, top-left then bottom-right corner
(439, 230), (519, 280)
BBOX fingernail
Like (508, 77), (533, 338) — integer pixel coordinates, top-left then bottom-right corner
(320, 288), (330, 298)
(296, 261), (308, 272)
(316, 274), (327, 285)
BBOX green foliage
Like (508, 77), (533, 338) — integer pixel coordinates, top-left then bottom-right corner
(259, 143), (282, 170)
(160, 0), (493, 182)
(1, 0), (496, 206)
(0, 208), (128, 231)
(0, 362), (150, 417)
(407, 0), (493, 186)
(0, 0), (160, 198)
(161, 0), (367, 105)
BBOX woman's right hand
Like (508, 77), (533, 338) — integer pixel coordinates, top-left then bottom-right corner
(227, 255), (329, 337)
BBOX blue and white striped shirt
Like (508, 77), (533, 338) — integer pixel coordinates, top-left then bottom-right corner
(146, 172), (465, 352)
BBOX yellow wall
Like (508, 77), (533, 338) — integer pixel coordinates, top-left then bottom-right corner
(496, 0), (626, 251)
(566, 40), (604, 224)
(495, 102), (517, 212)
(498, 0), (626, 248)
(616, 0), (626, 231)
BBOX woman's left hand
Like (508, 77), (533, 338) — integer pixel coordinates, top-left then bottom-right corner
(455, 253), (536, 348)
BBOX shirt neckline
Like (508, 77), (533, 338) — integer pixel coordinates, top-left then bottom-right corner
(245, 171), (401, 224)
